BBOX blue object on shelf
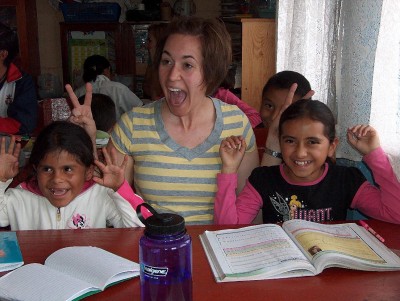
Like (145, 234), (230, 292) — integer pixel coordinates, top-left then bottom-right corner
(60, 2), (121, 23)
(255, 0), (276, 19)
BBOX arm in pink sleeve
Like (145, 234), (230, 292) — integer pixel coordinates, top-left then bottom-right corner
(214, 173), (263, 224)
(236, 103), (262, 128)
(351, 147), (400, 223)
(214, 88), (262, 128)
(116, 180), (152, 218)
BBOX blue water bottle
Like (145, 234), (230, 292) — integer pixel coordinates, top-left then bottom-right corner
(137, 203), (192, 301)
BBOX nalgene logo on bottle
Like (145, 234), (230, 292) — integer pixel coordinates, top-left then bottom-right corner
(143, 264), (168, 277)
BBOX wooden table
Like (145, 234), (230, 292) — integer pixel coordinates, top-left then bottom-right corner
(3, 220), (400, 300)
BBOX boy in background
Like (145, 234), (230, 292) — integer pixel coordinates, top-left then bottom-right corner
(254, 71), (314, 164)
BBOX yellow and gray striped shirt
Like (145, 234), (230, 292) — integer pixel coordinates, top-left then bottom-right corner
(110, 98), (255, 224)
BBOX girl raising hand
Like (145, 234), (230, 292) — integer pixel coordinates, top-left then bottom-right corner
(0, 121), (144, 230)
(216, 99), (400, 225)
(347, 125), (380, 155)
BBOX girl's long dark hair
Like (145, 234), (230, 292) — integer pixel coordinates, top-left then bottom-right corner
(279, 99), (336, 143)
(21, 121), (94, 186)
(279, 99), (336, 164)
(29, 121), (94, 167)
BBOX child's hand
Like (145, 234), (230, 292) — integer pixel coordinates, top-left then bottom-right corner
(66, 83), (97, 141)
(0, 136), (21, 182)
(347, 124), (380, 155)
(266, 84), (315, 150)
(302, 89), (315, 101)
(219, 136), (246, 174)
(92, 147), (127, 191)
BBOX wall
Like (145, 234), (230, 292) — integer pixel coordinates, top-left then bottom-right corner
(36, 0), (64, 82)
(35, 0), (220, 86)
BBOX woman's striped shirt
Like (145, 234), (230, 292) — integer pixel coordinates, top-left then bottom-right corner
(110, 98), (255, 224)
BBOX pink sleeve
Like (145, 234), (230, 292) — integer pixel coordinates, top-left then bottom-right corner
(214, 173), (263, 224)
(214, 88), (262, 128)
(117, 180), (152, 218)
(351, 147), (400, 223)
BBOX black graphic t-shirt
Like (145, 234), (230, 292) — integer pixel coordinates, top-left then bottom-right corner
(248, 163), (367, 223)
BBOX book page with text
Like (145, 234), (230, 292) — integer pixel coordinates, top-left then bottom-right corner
(282, 220), (400, 273)
(201, 224), (316, 281)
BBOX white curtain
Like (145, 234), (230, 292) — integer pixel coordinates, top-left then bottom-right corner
(369, 0), (400, 178)
(276, 0), (340, 107)
(276, 0), (400, 178)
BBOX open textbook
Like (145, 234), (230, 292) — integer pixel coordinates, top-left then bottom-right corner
(0, 246), (140, 301)
(200, 220), (400, 282)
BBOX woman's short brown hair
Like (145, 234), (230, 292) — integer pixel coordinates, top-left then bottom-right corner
(148, 23), (167, 43)
(153, 17), (232, 96)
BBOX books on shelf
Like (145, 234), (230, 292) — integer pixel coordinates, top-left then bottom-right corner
(200, 220), (400, 282)
(0, 246), (140, 301)
(0, 232), (24, 272)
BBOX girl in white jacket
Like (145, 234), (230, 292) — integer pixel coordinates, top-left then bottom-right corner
(0, 121), (144, 230)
